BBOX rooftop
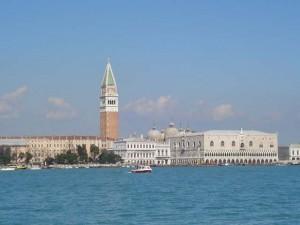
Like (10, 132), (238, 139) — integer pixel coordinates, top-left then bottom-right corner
(101, 61), (117, 88)
(168, 129), (276, 137)
(203, 130), (276, 135)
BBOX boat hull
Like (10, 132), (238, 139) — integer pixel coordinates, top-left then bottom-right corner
(0, 168), (15, 171)
(131, 169), (152, 173)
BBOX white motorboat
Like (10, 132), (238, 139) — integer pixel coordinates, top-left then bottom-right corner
(130, 165), (152, 174)
(0, 167), (15, 171)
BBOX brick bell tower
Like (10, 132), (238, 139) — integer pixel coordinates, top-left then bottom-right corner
(100, 59), (119, 140)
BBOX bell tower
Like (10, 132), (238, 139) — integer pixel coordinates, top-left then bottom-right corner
(100, 59), (119, 140)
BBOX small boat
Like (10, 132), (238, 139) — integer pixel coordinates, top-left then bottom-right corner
(16, 165), (27, 170)
(131, 165), (152, 174)
(0, 167), (15, 171)
(219, 163), (231, 167)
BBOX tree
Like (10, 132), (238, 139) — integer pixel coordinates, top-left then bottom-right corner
(77, 145), (88, 163)
(98, 150), (122, 164)
(18, 152), (25, 162)
(44, 157), (55, 166)
(0, 146), (11, 165)
(55, 150), (78, 164)
(65, 150), (78, 164)
(11, 152), (17, 164)
(90, 145), (100, 162)
(25, 152), (33, 164)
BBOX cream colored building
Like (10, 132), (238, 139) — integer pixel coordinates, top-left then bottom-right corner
(111, 137), (171, 166)
(0, 136), (113, 164)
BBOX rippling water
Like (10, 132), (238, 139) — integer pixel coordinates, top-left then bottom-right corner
(0, 166), (300, 225)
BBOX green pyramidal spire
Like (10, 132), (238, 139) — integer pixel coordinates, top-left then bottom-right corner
(101, 60), (117, 88)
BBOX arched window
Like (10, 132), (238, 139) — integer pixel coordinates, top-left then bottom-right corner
(210, 141), (214, 147)
(232, 141), (236, 147)
(221, 141), (225, 147)
(249, 141), (253, 147)
(199, 141), (202, 147)
(240, 143), (245, 148)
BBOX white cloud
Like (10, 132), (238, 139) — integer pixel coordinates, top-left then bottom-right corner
(124, 96), (174, 115)
(0, 86), (28, 118)
(48, 97), (70, 108)
(212, 104), (235, 121)
(46, 97), (77, 120)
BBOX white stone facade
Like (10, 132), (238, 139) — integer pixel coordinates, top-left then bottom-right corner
(111, 137), (171, 166)
(289, 144), (300, 161)
(168, 130), (279, 165)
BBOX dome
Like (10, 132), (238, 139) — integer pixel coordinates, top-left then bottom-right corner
(165, 122), (179, 138)
(148, 127), (162, 141)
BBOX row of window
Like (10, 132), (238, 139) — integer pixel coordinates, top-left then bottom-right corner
(157, 150), (169, 156)
(128, 152), (155, 159)
(31, 144), (104, 149)
(205, 152), (277, 157)
(127, 144), (155, 149)
(291, 150), (300, 156)
(291, 157), (300, 160)
(210, 141), (274, 148)
(205, 158), (277, 164)
(127, 160), (155, 165)
(171, 158), (277, 165)
(126, 160), (168, 165)
(108, 100), (116, 105)
(32, 144), (73, 148)
(173, 140), (275, 149)
(126, 150), (170, 159)
(174, 141), (201, 148)
(33, 151), (65, 157)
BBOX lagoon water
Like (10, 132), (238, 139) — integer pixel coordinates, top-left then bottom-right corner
(0, 166), (300, 225)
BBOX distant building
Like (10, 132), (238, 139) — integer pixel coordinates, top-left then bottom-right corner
(0, 136), (113, 164)
(100, 60), (119, 140)
(147, 123), (279, 165)
(111, 137), (171, 166)
(289, 144), (300, 161)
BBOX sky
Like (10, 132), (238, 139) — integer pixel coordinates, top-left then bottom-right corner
(0, 0), (299, 144)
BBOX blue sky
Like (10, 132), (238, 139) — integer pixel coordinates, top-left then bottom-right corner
(0, 0), (299, 144)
